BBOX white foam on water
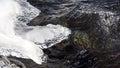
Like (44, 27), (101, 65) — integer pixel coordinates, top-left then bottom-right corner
(0, 0), (71, 64)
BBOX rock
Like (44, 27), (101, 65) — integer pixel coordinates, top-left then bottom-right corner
(43, 39), (77, 59)
(43, 39), (97, 68)
(42, 39), (77, 68)
(64, 49), (97, 68)
(72, 31), (91, 49)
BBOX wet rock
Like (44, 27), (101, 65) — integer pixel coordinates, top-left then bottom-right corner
(43, 39), (77, 60)
(64, 49), (97, 68)
(72, 31), (91, 49)
(43, 40), (97, 68)
(42, 39), (76, 68)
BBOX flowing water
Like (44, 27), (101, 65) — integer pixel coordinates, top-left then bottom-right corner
(0, 0), (120, 68)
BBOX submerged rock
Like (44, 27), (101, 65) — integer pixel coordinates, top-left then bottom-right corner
(43, 40), (97, 68)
